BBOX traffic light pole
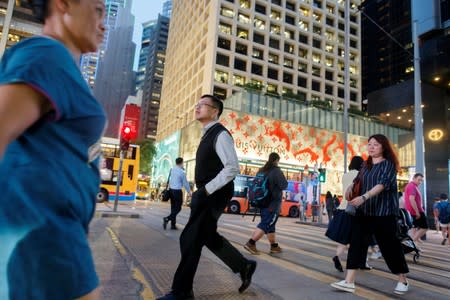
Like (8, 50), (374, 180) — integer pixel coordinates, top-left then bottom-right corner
(113, 150), (125, 212)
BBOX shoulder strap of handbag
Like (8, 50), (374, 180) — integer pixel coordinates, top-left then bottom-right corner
(166, 168), (172, 189)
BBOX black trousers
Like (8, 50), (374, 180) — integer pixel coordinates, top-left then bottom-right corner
(171, 184), (247, 294)
(347, 215), (409, 274)
(167, 189), (183, 225)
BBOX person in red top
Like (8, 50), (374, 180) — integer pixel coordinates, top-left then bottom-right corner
(404, 173), (428, 244)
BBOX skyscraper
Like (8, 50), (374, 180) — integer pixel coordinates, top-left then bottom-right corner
(80, 0), (131, 89)
(139, 15), (170, 140)
(93, 0), (136, 137)
(135, 20), (157, 91)
(162, 0), (173, 18)
(157, 0), (362, 141)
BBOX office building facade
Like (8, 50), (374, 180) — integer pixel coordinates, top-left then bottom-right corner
(136, 20), (158, 91)
(139, 15), (170, 140)
(157, 0), (362, 141)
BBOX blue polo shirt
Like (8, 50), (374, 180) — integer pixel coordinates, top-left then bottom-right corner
(0, 37), (106, 299)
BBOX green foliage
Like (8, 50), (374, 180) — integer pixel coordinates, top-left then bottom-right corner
(243, 83), (263, 91)
(135, 139), (157, 175)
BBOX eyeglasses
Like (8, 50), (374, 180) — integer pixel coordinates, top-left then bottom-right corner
(195, 102), (216, 109)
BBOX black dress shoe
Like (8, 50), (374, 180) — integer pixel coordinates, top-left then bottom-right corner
(156, 290), (194, 300)
(171, 225), (178, 230)
(239, 260), (257, 293)
(333, 256), (344, 272)
(163, 217), (168, 230)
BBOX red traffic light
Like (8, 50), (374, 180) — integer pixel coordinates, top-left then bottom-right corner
(120, 124), (136, 141)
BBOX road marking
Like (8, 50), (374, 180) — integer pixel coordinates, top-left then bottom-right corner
(106, 226), (156, 300)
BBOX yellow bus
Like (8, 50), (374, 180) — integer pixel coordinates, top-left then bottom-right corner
(136, 176), (150, 200)
(97, 137), (140, 202)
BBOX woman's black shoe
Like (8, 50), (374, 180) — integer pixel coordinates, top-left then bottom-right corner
(333, 256), (344, 272)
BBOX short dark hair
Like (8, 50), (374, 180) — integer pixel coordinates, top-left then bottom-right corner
(175, 157), (183, 165)
(200, 94), (223, 117)
(440, 193), (448, 200)
(413, 173), (424, 178)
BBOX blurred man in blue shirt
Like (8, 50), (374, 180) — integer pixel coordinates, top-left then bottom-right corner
(164, 157), (192, 230)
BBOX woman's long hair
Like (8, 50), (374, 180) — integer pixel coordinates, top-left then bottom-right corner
(259, 152), (280, 173)
(367, 134), (400, 171)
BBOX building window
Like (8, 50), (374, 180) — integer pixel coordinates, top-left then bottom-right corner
(233, 74), (246, 86)
(286, 1), (295, 11)
(237, 27), (249, 39)
(285, 14), (295, 25)
(338, 22), (345, 31)
(272, 0), (281, 6)
(325, 44), (334, 53)
(235, 42), (247, 55)
(214, 70), (228, 84)
(351, 92), (357, 102)
(217, 37), (231, 50)
(325, 30), (334, 41)
(284, 58), (293, 69)
(219, 22), (232, 35)
(254, 17), (266, 30)
(216, 53), (229, 66)
(283, 72), (293, 84)
(238, 13), (250, 24)
(350, 27), (357, 35)
(313, 39), (321, 49)
(298, 47), (308, 58)
(299, 20), (309, 32)
(313, 26), (322, 35)
(312, 66), (321, 77)
(269, 38), (280, 49)
(299, 34), (308, 44)
(325, 70), (333, 80)
(270, 24), (281, 35)
(267, 84), (278, 93)
(338, 88), (344, 98)
(220, 7), (234, 18)
(299, 7), (309, 17)
(325, 84), (333, 95)
(325, 17), (334, 27)
(268, 53), (279, 64)
(252, 47), (264, 60)
(312, 53), (321, 63)
(239, 0), (250, 9)
(268, 67), (278, 80)
(284, 42), (294, 54)
(284, 29), (295, 40)
(313, 0), (322, 9)
(350, 39), (357, 48)
(298, 62), (307, 73)
(313, 12), (322, 23)
(255, 3), (266, 14)
(325, 57), (333, 67)
(234, 58), (247, 71)
(270, 10), (281, 20)
(312, 80), (321, 92)
(326, 4), (334, 14)
(213, 86), (227, 100)
(297, 76), (307, 87)
(251, 63), (263, 76)
(253, 32), (265, 44)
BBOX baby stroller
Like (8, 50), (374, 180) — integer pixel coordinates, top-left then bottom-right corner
(397, 208), (420, 263)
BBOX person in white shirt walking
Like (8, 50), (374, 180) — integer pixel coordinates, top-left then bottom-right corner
(163, 157), (192, 230)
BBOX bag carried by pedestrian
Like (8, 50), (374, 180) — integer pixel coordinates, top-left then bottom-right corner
(346, 166), (364, 216)
(437, 201), (450, 224)
(248, 172), (271, 208)
(161, 169), (172, 202)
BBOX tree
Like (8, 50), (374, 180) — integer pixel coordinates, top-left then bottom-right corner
(135, 139), (157, 175)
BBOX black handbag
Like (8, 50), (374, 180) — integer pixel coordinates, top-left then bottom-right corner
(161, 169), (172, 202)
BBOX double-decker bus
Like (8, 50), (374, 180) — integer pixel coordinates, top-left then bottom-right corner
(96, 137), (140, 202)
(225, 174), (301, 218)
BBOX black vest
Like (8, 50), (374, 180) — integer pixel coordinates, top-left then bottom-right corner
(195, 123), (232, 188)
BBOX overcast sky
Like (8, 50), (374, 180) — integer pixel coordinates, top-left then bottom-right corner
(131, 0), (166, 70)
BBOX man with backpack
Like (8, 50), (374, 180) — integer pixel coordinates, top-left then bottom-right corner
(434, 193), (450, 246)
(244, 152), (288, 255)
